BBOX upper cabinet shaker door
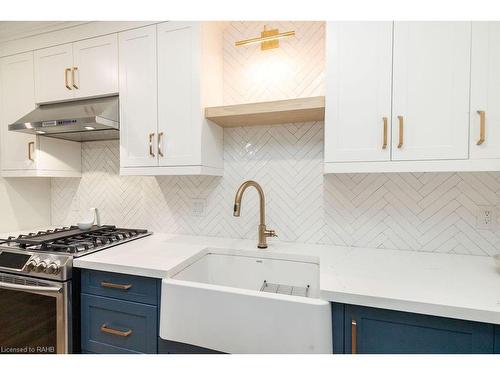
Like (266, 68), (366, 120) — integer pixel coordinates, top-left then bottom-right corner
(470, 22), (500, 159)
(119, 25), (159, 168)
(34, 43), (74, 103)
(72, 34), (119, 99)
(157, 21), (198, 167)
(325, 22), (393, 162)
(392, 22), (471, 161)
(0, 52), (37, 170)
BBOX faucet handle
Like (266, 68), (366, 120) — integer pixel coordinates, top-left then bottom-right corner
(265, 229), (278, 238)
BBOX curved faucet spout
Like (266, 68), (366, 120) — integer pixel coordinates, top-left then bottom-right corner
(233, 180), (265, 224)
(233, 180), (276, 249)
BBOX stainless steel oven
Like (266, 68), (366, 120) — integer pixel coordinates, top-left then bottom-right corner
(0, 272), (71, 354)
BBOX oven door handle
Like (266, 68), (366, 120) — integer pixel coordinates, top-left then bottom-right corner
(0, 281), (62, 293)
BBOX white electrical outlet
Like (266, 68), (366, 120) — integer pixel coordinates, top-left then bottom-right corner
(476, 206), (496, 230)
(190, 198), (206, 217)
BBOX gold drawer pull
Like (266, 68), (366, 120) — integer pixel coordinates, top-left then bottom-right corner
(382, 117), (388, 149)
(351, 319), (357, 354)
(149, 133), (155, 157)
(100, 324), (132, 337)
(100, 281), (132, 290)
(71, 67), (79, 89)
(158, 132), (164, 158)
(477, 110), (485, 145)
(64, 68), (72, 90)
(28, 141), (35, 162)
(397, 115), (404, 148)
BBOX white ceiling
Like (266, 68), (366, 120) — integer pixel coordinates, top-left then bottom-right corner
(0, 21), (88, 43)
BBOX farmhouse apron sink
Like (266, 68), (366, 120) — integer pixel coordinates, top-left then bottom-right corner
(160, 248), (332, 353)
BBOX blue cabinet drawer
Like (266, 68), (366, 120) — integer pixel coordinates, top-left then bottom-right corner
(81, 269), (158, 305)
(81, 294), (158, 354)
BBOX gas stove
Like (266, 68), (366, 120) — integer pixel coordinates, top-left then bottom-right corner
(0, 225), (151, 281)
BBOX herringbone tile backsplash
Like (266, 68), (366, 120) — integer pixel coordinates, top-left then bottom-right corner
(51, 21), (500, 256)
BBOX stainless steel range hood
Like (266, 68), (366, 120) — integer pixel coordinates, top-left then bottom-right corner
(9, 96), (119, 142)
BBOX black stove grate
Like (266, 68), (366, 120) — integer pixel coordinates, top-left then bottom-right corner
(1, 225), (148, 254)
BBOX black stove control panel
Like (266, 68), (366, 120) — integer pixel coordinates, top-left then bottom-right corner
(0, 250), (69, 281)
(0, 252), (31, 270)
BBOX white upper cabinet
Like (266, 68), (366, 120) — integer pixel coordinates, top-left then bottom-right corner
(0, 52), (37, 170)
(470, 22), (500, 159)
(34, 34), (118, 104)
(392, 22), (471, 161)
(34, 43), (74, 103)
(0, 52), (81, 177)
(72, 34), (119, 99)
(323, 21), (495, 174)
(119, 22), (224, 176)
(119, 25), (158, 168)
(325, 22), (393, 162)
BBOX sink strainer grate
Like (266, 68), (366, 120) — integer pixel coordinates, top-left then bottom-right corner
(260, 280), (310, 298)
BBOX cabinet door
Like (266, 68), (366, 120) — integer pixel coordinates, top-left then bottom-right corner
(119, 25), (158, 168)
(325, 22), (393, 162)
(345, 305), (494, 354)
(73, 34), (119, 99)
(392, 22), (471, 161)
(470, 22), (500, 159)
(0, 52), (37, 170)
(34, 43), (74, 103)
(157, 22), (198, 166)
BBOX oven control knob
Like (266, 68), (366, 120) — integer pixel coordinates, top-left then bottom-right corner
(25, 260), (37, 272)
(35, 261), (47, 273)
(46, 262), (60, 275)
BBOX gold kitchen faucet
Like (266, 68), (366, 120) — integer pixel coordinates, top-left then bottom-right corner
(233, 180), (277, 249)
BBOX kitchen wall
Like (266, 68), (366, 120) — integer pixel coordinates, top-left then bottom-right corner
(0, 178), (51, 232)
(51, 21), (500, 256)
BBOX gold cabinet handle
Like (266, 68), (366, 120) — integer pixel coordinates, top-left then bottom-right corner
(100, 281), (132, 290)
(100, 324), (132, 337)
(28, 141), (35, 162)
(477, 110), (485, 145)
(149, 133), (155, 157)
(382, 117), (388, 149)
(351, 320), (357, 354)
(397, 115), (404, 148)
(158, 132), (164, 158)
(71, 67), (79, 89)
(64, 68), (72, 90)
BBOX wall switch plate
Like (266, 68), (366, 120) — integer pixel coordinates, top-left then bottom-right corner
(476, 205), (496, 230)
(190, 198), (206, 217)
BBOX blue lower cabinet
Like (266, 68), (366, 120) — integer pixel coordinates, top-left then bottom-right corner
(495, 326), (500, 354)
(335, 304), (495, 354)
(81, 294), (158, 354)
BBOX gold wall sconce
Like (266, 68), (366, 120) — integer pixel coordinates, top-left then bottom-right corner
(235, 25), (295, 50)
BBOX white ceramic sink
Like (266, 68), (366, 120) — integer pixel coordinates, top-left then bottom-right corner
(160, 248), (332, 353)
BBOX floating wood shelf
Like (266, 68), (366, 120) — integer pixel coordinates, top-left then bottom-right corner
(205, 96), (325, 127)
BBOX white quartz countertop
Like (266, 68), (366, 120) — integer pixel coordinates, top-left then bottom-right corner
(67, 233), (500, 325)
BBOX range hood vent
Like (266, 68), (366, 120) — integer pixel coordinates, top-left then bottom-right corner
(9, 96), (119, 142)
